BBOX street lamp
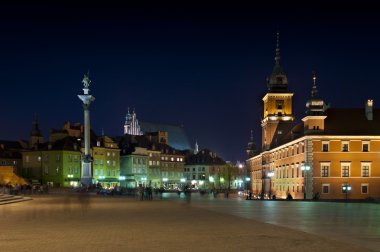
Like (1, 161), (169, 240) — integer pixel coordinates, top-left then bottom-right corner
(342, 183), (351, 201)
(301, 164), (310, 200)
(268, 171), (274, 199)
(245, 177), (251, 199)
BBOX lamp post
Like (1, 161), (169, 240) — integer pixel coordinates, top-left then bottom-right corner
(245, 177), (251, 199)
(301, 164), (310, 200)
(268, 171), (274, 199)
(342, 183), (351, 201)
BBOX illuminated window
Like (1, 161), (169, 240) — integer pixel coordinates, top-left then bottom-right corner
(341, 163), (350, 177)
(361, 163), (370, 177)
(321, 163), (330, 177)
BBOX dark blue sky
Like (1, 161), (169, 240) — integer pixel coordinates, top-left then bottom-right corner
(0, 3), (379, 162)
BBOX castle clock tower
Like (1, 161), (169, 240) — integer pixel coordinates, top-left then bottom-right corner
(261, 33), (294, 150)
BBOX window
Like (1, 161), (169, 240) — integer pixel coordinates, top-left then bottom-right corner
(113, 161), (116, 167)
(321, 163), (330, 177)
(107, 160), (110, 166)
(25, 155), (30, 163)
(322, 142), (329, 152)
(107, 170), (111, 176)
(94, 169), (98, 176)
(107, 152), (110, 157)
(38, 156), (41, 162)
(100, 159), (104, 165)
(361, 184), (368, 194)
(94, 159), (98, 165)
(149, 161), (152, 166)
(361, 163), (370, 177)
(362, 142), (369, 152)
(291, 166), (294, 178)
(341, 163), (350, 177)
(322, 184), (329, 194)
(342, 142), (349, 152)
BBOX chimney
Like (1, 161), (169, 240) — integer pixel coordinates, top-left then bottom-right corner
(365, 99), (373, 121)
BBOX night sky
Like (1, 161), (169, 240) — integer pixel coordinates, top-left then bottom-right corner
(1, 3), (379, 162)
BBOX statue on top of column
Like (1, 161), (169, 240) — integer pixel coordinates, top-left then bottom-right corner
(82, 72), (91, 89)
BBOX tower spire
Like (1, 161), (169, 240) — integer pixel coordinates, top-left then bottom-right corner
(275, 32), (280, 65)
(311, 71), (318, 98)
(267, 31), (288, 90)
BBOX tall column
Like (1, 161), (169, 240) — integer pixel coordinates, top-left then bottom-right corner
(78, 72), (95, 186)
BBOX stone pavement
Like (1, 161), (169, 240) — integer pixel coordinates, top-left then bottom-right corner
(0, 194), (376, 252)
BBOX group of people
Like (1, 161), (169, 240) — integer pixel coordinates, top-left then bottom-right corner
(1, 183), (48, 195)
(138, 186), (154, 200)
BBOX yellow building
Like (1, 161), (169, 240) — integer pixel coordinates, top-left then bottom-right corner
(92, 136), (120, 188)
(247, 34), (380, 200)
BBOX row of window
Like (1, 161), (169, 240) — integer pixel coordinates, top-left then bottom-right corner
(0, 160), (17, 165)
(43, 165), (79, 175)
(271, 143), (305, 160)
(25, 155), (80, 162)
(322, 184), (369, 194)
(185, 174), (206, 180)
(94, 169), (118, 177)
(133, 158), (146, 165)
(267, 183), (369, 195)
(94, 159), (117, 167)
(160, 156), (184, 162)
(320, 162), (371, 177)
(184, 167), (206, 172)
(322, 141), (370, 152)
(148, 160), (160, 166)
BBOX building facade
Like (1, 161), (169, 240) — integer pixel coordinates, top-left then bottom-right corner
(247, 34), (380, 200)
(92, 136), (120, 188)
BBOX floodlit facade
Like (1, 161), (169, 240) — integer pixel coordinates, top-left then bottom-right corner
(247, 34), (380, 200)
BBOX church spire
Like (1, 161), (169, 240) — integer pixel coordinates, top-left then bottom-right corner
(29, 113), (44, 148)
(194, 140), (199, 154)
